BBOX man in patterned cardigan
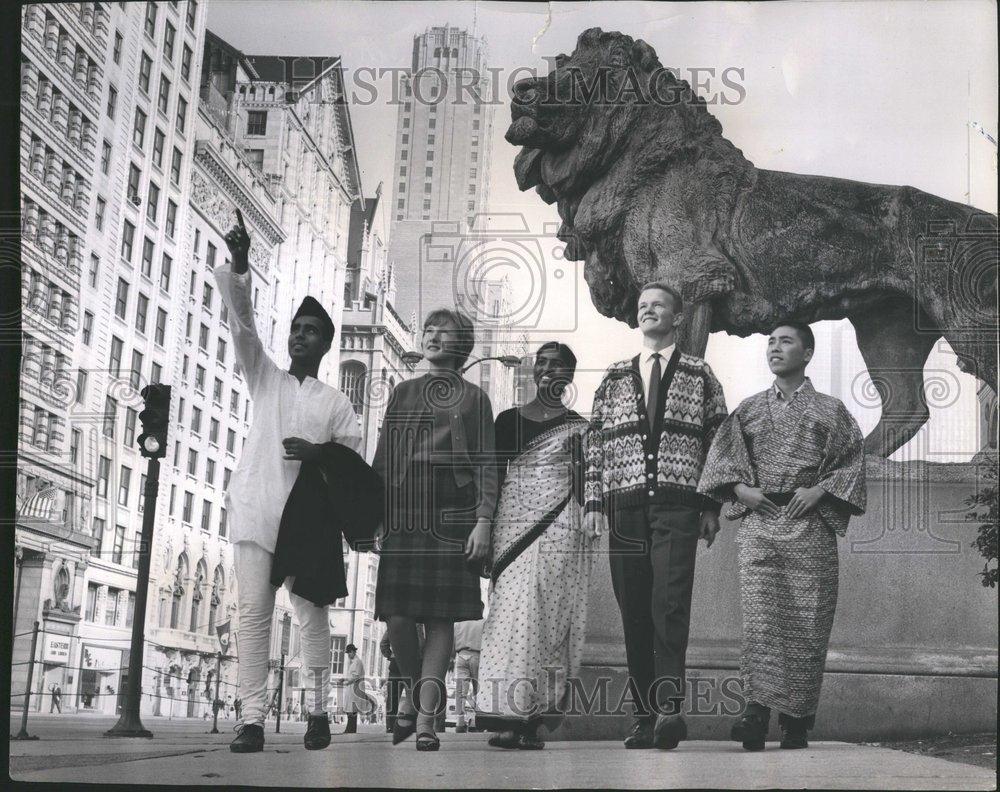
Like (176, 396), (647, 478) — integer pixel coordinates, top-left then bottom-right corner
(584, 282), (728, 750)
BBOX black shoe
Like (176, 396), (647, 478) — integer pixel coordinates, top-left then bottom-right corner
(488, 731), (520, 749)
(730, 712), (769, 751)
(653, 714), (687, 750)
(517, 732), (545, 750)
(230, 723), (265, 753)
(780, 728), (809, 749)
(623, 717), (655, 749)
(304, 714), (331, 750)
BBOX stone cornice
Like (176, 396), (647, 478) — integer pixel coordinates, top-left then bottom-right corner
(192, 140), (285, 246)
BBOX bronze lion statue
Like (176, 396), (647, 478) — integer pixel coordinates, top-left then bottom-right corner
(507, 28), (997, 457)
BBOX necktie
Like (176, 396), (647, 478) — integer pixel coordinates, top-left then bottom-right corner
(646, 353), (661, 431)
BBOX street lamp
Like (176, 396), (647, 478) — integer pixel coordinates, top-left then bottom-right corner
(399, 352), (521, 374)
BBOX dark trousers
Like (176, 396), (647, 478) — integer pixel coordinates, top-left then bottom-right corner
(609, 502), (701, 718)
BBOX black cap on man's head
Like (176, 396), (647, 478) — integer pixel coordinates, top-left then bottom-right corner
(292, 296), (335, 342)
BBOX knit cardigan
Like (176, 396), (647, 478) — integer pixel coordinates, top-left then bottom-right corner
(585, 350), (729, 514)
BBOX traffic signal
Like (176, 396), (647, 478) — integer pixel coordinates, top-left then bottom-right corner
(137, 384), (171, 459)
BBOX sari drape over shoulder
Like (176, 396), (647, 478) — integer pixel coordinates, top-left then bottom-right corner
(475, 412), (595, 733)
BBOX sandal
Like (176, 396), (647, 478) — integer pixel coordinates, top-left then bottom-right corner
(392, 713), (416, 746)
(415, 731), (440, 751)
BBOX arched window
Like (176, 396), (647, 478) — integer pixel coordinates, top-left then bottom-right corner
(208, 566), (224, 634)
(189, 560), (207, 632)
(339, 362), (366, 416)
(53, 564), (71, 607)
(170, 555), (188, 629)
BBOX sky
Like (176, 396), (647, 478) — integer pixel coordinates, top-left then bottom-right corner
(207, 0), (997, 461)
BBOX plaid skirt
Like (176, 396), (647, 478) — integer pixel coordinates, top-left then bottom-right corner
(375, 462), (484, 622)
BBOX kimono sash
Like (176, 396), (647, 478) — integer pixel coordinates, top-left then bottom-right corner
(488, 418), (585, 583)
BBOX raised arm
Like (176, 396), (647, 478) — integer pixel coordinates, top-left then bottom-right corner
(214, 209), (274, 399)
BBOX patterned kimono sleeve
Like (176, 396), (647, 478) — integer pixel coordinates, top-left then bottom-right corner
(583, 371), (610, 515)
(697, 402), (756, 521)
(816, 401), (867, 528)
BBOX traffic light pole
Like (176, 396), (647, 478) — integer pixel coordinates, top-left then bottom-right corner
(105, 457), (159, 738)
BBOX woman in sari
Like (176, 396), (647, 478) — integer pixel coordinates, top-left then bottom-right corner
(475, 342), (601, 749)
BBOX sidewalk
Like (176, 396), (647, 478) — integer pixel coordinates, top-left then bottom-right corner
(8, 715), (996, 789)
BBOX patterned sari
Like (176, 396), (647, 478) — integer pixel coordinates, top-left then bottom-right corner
(475, 415), (594, 733)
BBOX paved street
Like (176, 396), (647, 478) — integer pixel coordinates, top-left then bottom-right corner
(7, 714), (996, 789)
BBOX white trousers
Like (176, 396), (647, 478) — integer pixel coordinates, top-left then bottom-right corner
(234, 542), (330, 727)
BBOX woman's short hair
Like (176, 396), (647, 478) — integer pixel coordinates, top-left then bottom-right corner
(536, 341), (578, 374)
(423, 308), (476, 367)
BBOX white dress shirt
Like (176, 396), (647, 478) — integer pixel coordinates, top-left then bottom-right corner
(638, 344), (675, 397)
(771, 377), (810, 408)
(214, 263), (362, 553)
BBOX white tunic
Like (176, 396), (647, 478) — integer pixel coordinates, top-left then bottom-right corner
(214, 263), (362, 553)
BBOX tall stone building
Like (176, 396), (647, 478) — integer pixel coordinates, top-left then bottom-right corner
(386, 25), (524, 412)
(16, 1), (210, 716)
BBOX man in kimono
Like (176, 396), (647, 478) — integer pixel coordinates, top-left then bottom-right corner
(217, 210), (362, 753)
(698, 321), (866, 750)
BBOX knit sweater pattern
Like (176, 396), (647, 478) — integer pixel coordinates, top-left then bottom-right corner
(585, 352), (729, 513)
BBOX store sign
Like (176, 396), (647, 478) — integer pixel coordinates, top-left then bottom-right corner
(43, 635), (71, 665)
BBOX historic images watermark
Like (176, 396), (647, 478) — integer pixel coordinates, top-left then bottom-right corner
(248, 55), (748, 108)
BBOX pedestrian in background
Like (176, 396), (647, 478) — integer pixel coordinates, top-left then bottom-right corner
(373, 308), (497, 752)
(49, 683), (62, 714)
(452, 619), (482, 733)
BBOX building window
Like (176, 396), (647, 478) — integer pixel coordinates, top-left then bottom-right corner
(331, 636), (346, 674)
(97, 457), (111, 498)
(121, 221), (135, 264)
(106, 85), (117, 119)
(229, 389), (239, 415)
(182, 491), (193, 523)
(246, 149), (264, 171)
(200, 499), (212, 532)
(210, 419), (220, 445)
(113, 31), (123, 64)
(129, 349), (144, 389)
(426, 151), (434, 161)
(150, 361), (162, 384)
(181, 44), (193, 81)
(428, 118), (436, 129)
(103, 395), (117, 438)
(70, 428), (82, 465)
(426, 167), (434, 177)
(85, 583), (99, 622)
(95, 197), (106, 230)
(75, 370), (88, 404)
(152, 128), (165, 168)
(163, 21), (176, 61)
(175, 96), (187, 134)
(165, 200), (177, 238)
(158, 76), (171, 115)
(216, 337), (227, 364)
(170, 148), (182, 184)
(123, 406), (137, 447)
(127, 164), (141, 202)
(213, 378), (223, 404)
(135, 293), (149, 333)
(89, 254), (100, 287)
(117, 466), (132, 508)
(195, 365), (205, 392)
(186, 0), (197, 30)
(205, 457), (215, 486)
(138, 52), (152, 93)
(133, 107), (147, 148)
(246, 110), (267, 135)
(155, 307), (167, 345)
(147, 183), (160, 224)
(187, 448), (198, 476)
(219, 508), (227, 538)
(226, 429), (236, 454)
(115, 278), (129, 319)
(101, 140), (112, 174)
(160, 253), (172, 292)
(206, 242), (216, 270)
(198, 322), (209, 351)
(339, 362), (366, 416)
(82, 311), (94, 345)
(144, 3), (157, 37)
(109, 336), (123, 377)
(141, 238), (155, 277)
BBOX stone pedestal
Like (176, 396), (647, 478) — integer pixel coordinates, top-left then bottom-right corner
(549, 459), (998, 741)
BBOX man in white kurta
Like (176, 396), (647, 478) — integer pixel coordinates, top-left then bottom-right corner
(215, 213), (361, 752)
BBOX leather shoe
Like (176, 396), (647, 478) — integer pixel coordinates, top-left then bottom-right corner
(780, 728), (808, 749)
(730, 712), (769, 751)
(230, 723), (264, 753)
(623, 717), (654, 749)
(653, 714), (687, 750)
(304, 714), (331, 750)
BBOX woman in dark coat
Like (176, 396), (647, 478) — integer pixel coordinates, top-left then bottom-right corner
(373, 308), (497, 751)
